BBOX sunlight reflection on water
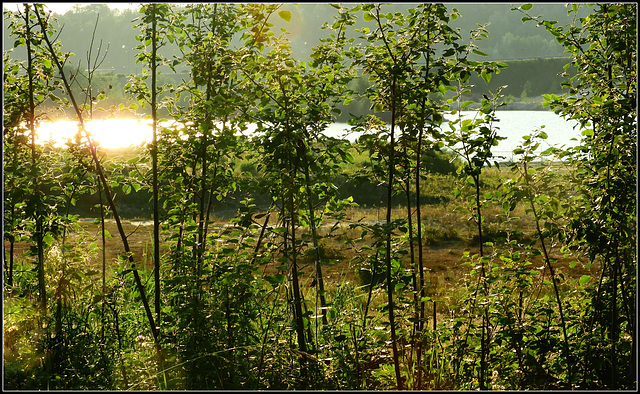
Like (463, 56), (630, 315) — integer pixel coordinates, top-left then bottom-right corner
(36, 118), (157, 149)
(34, 111), (582, 159)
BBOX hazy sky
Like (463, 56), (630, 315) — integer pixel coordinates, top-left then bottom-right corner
(3, 3), (140, 15)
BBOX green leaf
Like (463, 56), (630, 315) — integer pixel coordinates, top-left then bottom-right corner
(344, 151), (354, 164)
(521, 4), (533, 11)
(265, 273), (286, 286)
(363, 12), (374, 22)
(123, 184), (132, 195)
(461, 101), (475, 110)
(278, 10), (291, 23)
(220, 248), (235, 256)
(480, 71), (491, 84)
(579, 275), (591, 286)
(581, 129), (594, 137)
(43, 234), (54, 245)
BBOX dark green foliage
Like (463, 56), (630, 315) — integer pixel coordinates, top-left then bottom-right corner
(468, 57), (573, 100)
(514, 3), (636, 389)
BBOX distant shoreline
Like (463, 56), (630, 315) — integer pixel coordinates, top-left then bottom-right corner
(450, 97), (549, 111)
(501, 101), (547, 110)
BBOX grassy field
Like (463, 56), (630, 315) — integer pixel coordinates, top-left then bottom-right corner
(7, 162), (592, 309)
(4, 156), (601, 390)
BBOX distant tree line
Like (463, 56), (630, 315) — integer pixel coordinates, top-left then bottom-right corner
(2, 3), (587, 120)
(7, 55), (575, 122)
(468, 56), (574, 100)
(3, 3), (587, 72)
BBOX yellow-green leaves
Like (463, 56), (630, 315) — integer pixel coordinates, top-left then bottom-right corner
(579, 275), (591, 286)
(278, 10), (291, 23)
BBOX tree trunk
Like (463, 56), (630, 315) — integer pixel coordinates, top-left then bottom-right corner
(299, 141), (328, 325)
(386, 75), (403, 390)
(25, 7), (47, 311)
(34, 5), (159, 346)
(150, 3), (162, 328)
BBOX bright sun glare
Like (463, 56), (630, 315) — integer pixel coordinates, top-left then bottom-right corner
(36, 119), (153, 149)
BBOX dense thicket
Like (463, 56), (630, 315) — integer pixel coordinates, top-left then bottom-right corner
(3, 3), (636, 390)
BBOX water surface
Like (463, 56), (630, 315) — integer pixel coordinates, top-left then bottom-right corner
(35, 111), (583, 160)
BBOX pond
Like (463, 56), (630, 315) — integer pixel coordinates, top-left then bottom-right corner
(34, 110), (583, 160)
(325, 111), (583, 161)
